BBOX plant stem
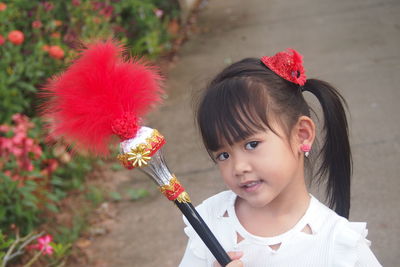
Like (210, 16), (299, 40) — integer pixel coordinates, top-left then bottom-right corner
(23, 251), (42, 267)
(5, 232), (44, 263)
(2, 233), (20, 267)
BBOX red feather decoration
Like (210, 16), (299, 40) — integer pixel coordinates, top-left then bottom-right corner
(39, 40), (164, 156)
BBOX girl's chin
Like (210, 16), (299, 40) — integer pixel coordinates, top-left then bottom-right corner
(236, 183), (276, 208)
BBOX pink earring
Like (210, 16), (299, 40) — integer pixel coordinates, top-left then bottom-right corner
(300, 144), (311, 157)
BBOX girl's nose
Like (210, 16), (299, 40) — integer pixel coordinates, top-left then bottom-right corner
(232, 155), (252, 176)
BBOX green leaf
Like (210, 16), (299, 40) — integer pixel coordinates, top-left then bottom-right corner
(109, 191), (122, 202)
(126, 188), (149, 201)
(110, 163), (123, 171)
(51, 176), (65, 186)
(46, 203), (59, 213)
(86, 186), (104, 206)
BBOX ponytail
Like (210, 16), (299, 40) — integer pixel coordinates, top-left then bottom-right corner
(303, 79), (352, 218)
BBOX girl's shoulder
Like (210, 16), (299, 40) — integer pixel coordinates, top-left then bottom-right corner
(309, 195), (369, 241)
(310, 196), (381, 266)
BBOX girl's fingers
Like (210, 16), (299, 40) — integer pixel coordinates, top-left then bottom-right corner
(226, 260), (244, 267)
(228, 251), (243, 260)
(213, 251), (244, 267)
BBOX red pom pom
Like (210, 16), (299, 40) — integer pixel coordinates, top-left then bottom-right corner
(261, 48), (306, 86)
(111, 112), (140, 140)
(39, 40), (163, 155)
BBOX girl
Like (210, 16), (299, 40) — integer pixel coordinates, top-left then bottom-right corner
(179, 49), (381, 266)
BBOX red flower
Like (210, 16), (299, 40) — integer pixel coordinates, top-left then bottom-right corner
(72, 0), (81, 6)
(32, 20), (42, 29)
(51, 32), (61, 39)
(0, 34), (5, 45)
(42, 2), (54, 12)
(8, 30), (24, 45)
(0, 2), (6, 11)
(42, 44), (50, 52)
(99, 5), (114, 18)
(48, 45), (64, 59)
(53, 20), (62, 27)
(92, 17), (101, 24)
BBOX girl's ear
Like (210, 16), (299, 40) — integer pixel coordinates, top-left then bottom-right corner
(294, 116), (316, 148)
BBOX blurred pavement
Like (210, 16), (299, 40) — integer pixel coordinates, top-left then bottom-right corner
(88, 0), (400, 266)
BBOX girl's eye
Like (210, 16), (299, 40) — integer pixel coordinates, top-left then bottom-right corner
(245, 141), (259, 150)
(216, 152), (230, 161)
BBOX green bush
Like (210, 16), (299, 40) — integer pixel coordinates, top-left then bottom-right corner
(0, 0), (181, 264)
(0, 0), (180, 123)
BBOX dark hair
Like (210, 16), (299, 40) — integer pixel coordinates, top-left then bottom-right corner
(196, 58), (352, 218)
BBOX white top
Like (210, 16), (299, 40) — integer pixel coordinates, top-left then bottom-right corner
(179, 191), (381, 267)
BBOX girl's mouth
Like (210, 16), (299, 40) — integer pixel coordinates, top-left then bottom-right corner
(240, 180), (262, 192)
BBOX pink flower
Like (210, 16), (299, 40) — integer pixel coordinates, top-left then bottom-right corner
(44, 158), (58, 173)
(0, 125), (9, 132)
(0, 137), (12, 150)
(32, 145), (43, 158)
(11, 147), (23, 157)
(12, 132), (26, 144)
(91, 1), (103, 11)
(32, 20), (42, 29)
(154, 8), (163, 18)
(0, 34), (5, 45)
(30, 234), (54, 255)
(12, 113), (24, 123)
(11, 174), (22, 181)
(25, 138), (34, 147)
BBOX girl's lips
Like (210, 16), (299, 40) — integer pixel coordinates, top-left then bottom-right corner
(240, 180), (262, 192)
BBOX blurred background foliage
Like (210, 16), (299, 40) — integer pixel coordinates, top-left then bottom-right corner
(0, 0), (181, 265)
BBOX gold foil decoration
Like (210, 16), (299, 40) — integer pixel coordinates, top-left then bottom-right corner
(127, 144), (151, 167)
(159, 176), (191, 203)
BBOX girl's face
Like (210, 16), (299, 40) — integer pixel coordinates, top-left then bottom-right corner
(213, 121), (304, 209)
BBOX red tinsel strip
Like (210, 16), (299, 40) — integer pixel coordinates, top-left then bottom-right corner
(163, 183), (185, 201)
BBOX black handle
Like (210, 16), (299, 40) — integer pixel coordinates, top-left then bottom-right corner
(175, 201), (232, 266)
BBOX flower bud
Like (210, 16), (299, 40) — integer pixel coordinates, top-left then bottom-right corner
(49, 45), (64, 59)
(8, 30), (24, 45)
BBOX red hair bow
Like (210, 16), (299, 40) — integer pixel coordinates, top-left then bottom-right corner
(261, 48), (306, 86)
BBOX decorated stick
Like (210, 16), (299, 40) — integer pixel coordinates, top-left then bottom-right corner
(118, 126), (231, 266)
(39, 40), (231, 266)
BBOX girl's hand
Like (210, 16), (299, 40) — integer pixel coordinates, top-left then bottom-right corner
(213, 251), (244, 267)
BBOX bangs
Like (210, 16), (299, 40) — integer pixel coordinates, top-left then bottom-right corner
(197, 78), (273, 151)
